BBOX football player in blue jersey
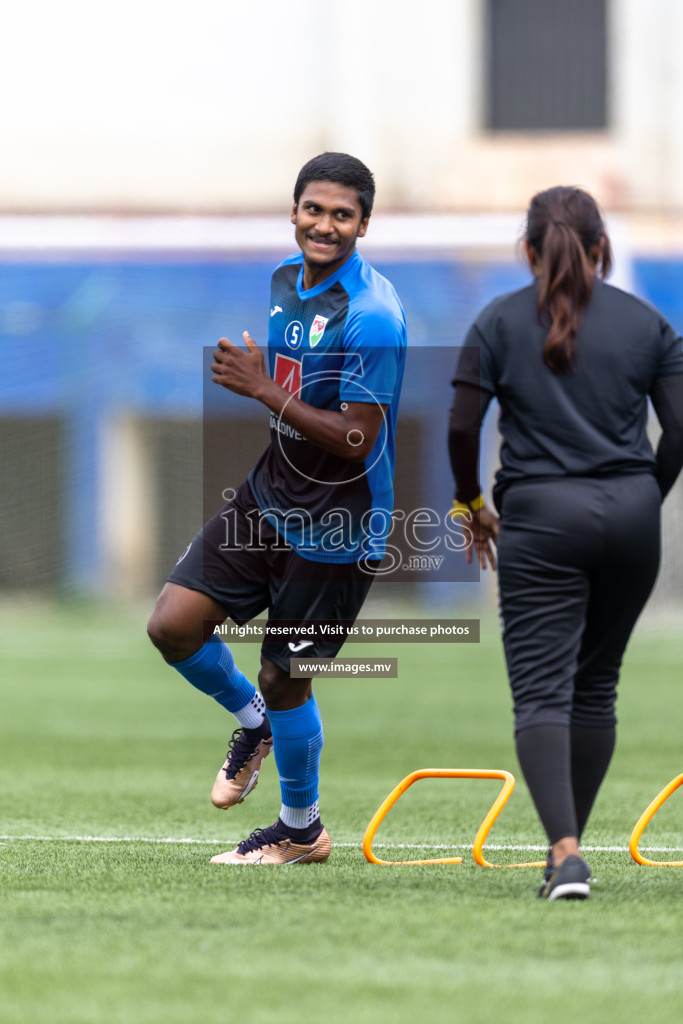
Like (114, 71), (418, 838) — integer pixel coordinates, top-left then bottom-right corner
(147, 153), (406, 865)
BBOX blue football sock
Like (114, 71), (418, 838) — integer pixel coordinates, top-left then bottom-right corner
(268, 696), (324, 810)
(171, 634), (257, 715)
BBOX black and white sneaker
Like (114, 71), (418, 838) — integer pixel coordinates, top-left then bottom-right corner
(539, 855), (591, 901)
(537, 848), (554, 898)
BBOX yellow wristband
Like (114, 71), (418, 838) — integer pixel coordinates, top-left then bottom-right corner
(449, 494), (485, 518)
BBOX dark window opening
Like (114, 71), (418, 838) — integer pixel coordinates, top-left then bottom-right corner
(486, 0), (608, 131)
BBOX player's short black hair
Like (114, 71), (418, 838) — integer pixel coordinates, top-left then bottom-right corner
(294, 153), (375, 220)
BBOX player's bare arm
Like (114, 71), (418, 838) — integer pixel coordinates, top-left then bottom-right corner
(211, 332), (386, 462)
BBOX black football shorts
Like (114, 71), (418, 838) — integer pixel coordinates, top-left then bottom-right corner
(167, 481), (377, 671)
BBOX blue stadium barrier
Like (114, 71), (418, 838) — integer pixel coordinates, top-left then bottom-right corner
(4, 254), (681, 592)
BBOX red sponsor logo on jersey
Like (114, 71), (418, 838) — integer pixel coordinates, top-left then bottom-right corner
(274, 353), (302, 396)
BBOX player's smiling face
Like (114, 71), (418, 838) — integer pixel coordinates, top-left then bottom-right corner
(291, 180), (369, 290)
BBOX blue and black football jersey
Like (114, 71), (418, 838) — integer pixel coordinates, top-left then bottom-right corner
(248, 250), (406, 563)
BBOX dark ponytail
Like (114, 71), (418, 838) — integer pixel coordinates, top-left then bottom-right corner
(525, 186), (612, 374)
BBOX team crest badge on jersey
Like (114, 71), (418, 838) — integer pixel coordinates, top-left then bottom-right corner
(309, 314), (329, 348)
(274, 353), (302, 396)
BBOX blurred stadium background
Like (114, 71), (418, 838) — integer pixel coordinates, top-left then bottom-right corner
(3, 0), (683, 612)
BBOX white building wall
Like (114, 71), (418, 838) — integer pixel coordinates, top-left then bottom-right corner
(613, 0), (683, 209)
(1, 1), (683, 215)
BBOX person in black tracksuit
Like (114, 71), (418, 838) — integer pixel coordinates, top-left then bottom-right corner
(449, 185), (683, 900)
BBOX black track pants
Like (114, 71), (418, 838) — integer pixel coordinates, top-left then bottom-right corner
(497, 474), (661, 733)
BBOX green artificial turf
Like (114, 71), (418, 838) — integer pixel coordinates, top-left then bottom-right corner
(1, 601), (682, 1024)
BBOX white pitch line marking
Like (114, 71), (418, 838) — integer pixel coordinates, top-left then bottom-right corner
(1, 835), (682, 854)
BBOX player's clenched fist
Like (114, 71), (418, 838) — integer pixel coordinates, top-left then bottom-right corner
(211, 331), (267, 398)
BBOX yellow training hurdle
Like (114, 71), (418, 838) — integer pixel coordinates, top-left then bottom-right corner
(629, 773), (683, 867)
(362, 768), (546, 869)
